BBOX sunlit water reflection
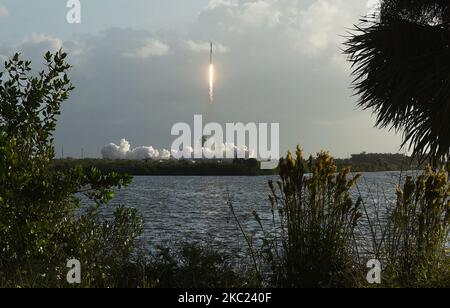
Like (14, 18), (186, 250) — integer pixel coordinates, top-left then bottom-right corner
(98, 171), (426, 253)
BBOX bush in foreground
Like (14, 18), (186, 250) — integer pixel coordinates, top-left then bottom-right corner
(0, 52), (143, 287)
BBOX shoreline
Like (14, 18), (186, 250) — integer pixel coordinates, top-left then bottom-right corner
(52, 155), (421, 176)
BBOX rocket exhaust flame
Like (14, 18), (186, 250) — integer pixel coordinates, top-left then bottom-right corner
(209, 64), (214, 103)
(209, 42), (214, 103)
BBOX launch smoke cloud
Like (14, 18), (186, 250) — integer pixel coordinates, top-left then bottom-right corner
(101, 139), (255, 162)
(101, 115), (280, 170)
(101, 139), (171, 160)
(171, 115), (279, 169)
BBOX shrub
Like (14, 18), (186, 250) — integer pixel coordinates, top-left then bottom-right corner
(260, 147), (364, 288)
(0, 52), (143, 287)
(123, 243), (249, 288)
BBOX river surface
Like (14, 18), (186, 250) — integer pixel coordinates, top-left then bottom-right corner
(104, 171), (419, 252)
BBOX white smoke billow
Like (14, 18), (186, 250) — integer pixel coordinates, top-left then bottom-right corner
(101, 139), (170, 160)
(101, 139), (255, 160)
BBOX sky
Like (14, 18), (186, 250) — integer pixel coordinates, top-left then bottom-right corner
(0, 0), (402, 159)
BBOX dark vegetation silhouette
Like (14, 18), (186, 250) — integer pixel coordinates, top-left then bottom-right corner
(250, 149), (449, 288)
(53, 158), (264, 176)
(345, 0), (450, 165)
(0, 52), (143, 287)
(52, 152), (421, 175)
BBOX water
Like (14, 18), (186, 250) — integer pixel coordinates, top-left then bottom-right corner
(105, 171), (415, 251)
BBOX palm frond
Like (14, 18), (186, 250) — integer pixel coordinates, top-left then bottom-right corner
(345, 16), (450, 164)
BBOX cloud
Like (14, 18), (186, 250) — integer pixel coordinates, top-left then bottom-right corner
(200, 0), (281, 32)
(198, 0), (363, 56)
(239, 0), (281, 28)
(123, 39), (170, 59)
(282, 0), (363, 56)
(21, 33), (63, 51)
(36, 1), (400, 158)
(207, 0), (238, 10)
(0, 4), (9, 18)
(0, 32), (65, 64)
(63, 40), (88, 57)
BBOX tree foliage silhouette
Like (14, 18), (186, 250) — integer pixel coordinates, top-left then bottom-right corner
(0, 52), (143, 287)
(345, 0), (450, 165)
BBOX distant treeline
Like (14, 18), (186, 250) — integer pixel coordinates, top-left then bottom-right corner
(334, 153), (421, 172)
(52, 153), (421, 176)
(52, 158), (266, 176)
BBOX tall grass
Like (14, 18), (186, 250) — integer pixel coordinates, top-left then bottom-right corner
(254, 147), (364, 287)
(235, 147), (449, 288)
(380, 166), (450, 287)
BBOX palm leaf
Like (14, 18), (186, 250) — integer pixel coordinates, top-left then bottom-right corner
(345, 13), (450, 164)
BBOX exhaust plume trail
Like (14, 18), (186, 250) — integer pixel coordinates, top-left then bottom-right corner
(209, 42), (214, 103)
(209, 64), (214, 103)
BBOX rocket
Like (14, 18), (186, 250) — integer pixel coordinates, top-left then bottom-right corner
(210, 42), (213, 65)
